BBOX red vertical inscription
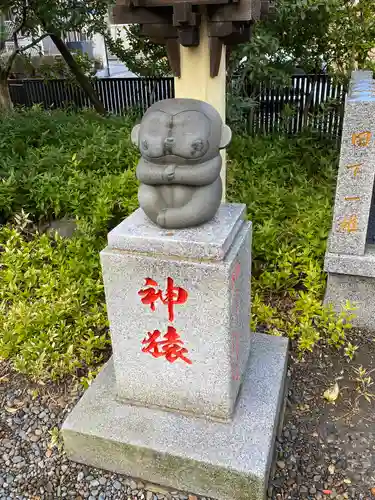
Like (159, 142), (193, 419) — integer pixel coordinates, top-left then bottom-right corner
(231, 262), (241, 381)
(138, 277), (191, 364)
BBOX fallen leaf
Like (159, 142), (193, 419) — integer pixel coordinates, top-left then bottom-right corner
(328, 463), (335, 474)
(297, 403), (310, 411)
(145, 484), (171, 495)
(5, 407), (18, 414)
(323, 382), (339, 402)
(344, 478), (352, 484)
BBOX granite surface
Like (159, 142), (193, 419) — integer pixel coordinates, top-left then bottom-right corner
(327, 71), (375, 256)
(324, 272), (375, 329)
(107, 203), (246, 261)
(325, 245), (375, 278)
(349, 71), (375, 101)
(62, 333), (289, 500)
(100, 219), (252, 421)
(351, 70), (373, 82)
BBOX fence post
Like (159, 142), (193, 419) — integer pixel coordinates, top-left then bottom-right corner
(8, 80), (30, 107)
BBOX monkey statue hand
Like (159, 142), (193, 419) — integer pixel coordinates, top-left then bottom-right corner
(163, 165), (176, 183)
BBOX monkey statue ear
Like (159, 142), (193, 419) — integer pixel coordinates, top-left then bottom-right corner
(131, 124), (141, 146)
(219, 124), (232, 149)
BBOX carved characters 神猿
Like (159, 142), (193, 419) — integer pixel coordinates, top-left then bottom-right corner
(131, 98), (232, 229)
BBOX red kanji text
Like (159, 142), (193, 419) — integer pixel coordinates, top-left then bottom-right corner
(142, 326), (192, 364)
(138, 277), (188, 322)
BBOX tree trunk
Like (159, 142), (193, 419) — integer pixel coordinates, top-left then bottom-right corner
(13, 32), (19, 51)
(0, 76), (13, 111)
(49, 33), (106, 116)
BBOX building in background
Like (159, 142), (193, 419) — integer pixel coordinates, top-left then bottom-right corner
(3, 20), (44, 56)
(92, 25), (138, 78)
(41, 24), (134, 77)
(3, 10), (135, 78)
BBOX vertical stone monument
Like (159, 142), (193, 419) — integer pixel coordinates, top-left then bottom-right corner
(62, 99), (288, 500)
(324, 70), (375, 329)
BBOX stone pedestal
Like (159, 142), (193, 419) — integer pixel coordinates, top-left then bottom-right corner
(101, 203), (251, 421)
(62, 203), (288, 500)
(324, 248), (375, 329)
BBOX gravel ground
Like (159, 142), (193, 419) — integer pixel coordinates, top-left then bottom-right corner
(1, 330), (375, 500)
(0, 363), (209, 500)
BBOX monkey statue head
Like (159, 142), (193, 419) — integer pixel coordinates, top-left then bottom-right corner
(131, 98), (231, 166)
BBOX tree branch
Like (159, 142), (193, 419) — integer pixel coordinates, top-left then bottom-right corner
(13, 4), (28, 37)
(17, 33), (50, 54)
(49, 32), (106, 115)
(5, 50), (20, 78)
(13, 32), (19, 50)
(5, 34), (50, 76)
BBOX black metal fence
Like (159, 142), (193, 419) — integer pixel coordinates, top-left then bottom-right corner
(8, 77), (175, 115)
(245, 74), (347, 138)
(8, 74), (347, 138)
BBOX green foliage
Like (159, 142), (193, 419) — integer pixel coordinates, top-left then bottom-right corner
(344, 342), (359, 362)
(104, 25), (170, 77)
(228, 133), (356, 352)
(0, 107), (140, 380)
(0, 107), (139, 234)
(229, 0), (375, 127)
(11, 52), (102, 81)
(0, 109), (357, 381)
(0, 227), (110, 380)
(2, 0), (111, 40)
(34, 52), (100, 81)
(232, 0), (375, 80)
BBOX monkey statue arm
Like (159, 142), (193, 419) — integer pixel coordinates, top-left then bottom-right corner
(136, 158), (174, 185)
(171, 155), (222, 186)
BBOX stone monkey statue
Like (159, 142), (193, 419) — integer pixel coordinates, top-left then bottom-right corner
(131, 98), (232, 229)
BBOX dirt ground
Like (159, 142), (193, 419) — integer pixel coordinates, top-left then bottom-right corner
(269, 329), (375, 500)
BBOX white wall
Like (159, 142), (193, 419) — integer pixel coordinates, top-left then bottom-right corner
(92, 33), (106, 64)
(93, 24), (130, 64)
(6, 37), (44, 56)
(31, 24), (130, 66)
(42, 36), (59, 56)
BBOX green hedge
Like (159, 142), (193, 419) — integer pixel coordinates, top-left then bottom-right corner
(0, 107), (139, 234)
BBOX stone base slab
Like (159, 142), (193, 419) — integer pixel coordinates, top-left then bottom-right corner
(324, 272), (375, 330)
(62, 333), (288, 500)
(324, 246), (375, 278)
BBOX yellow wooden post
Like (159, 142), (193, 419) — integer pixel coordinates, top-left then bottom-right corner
(174, 15), (227, 200)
